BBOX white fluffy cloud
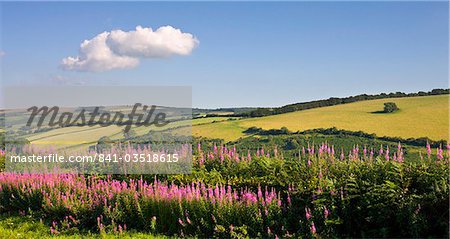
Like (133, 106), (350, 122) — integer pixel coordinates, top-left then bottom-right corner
(61, 26), (199, 72)
(107, 26), (199, 58)
(61, 32), (139, 72)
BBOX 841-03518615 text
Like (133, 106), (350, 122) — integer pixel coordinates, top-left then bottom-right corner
(8, 153), (179, 164)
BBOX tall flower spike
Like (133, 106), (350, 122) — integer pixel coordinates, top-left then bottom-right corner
(310, 222), (317, 235)
(305, 207), (311, 220)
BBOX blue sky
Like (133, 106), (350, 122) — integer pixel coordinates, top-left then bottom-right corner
(1, 1), (448, 108)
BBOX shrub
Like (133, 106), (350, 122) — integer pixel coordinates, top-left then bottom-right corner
(383, 102), (399, 113)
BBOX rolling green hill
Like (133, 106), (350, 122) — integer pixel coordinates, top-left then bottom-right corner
(26, 117), (235, 148)
(190, 95), (449, 141)
(19, 95), (449, 147)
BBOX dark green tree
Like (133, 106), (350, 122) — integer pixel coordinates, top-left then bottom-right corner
(383, 102), (399, 113)
(96, 136), (112, 151)
(123, 129), (137, 139)
(285, 139), (300, 150)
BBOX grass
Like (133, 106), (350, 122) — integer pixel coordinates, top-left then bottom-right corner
(192, 95), (449, 141)
(26, 117), (237, 148)
(21, 95), (449, 144)
(191, 119), (247, 142)
(28, 125), (124, 147)
(130, 116), (236, 136)
(0, 214), (176, 239)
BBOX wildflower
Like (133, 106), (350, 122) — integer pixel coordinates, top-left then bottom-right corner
(50, 227), (59, 235)
(305, 207), (312, 220)
(437, 147), (444, 160)
(414, 204), (421, 214)
(426, 142), (431, 158)
(310, 222), (317, 235)
(324, 206), (329, 219)
(385, 146), (390, 161)
(178, 218), (186, 227)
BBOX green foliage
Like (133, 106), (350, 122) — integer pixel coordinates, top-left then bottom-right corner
(285, 139), (300, 150)
(243, 127), (446, 148)
(0, 214), (178, 238)
(95, 136), (113, 151)
(0, 135), (448, 238)
(383, 102), (399, 113)
(123, 129), (137, 139)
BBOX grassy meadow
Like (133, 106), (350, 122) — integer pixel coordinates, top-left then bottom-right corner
(0, 214), (174, 239)
(17, 95), (449, 147)
(25, 117), (236, 148)
(190, 95), (449, 141)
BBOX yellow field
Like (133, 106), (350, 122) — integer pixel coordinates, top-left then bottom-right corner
(22, 95), (449, 146)
(27, 117), (236, 148)
(192, 95), (449, 141)
(191, 120), (247, 142)
(131, 117), (235, 136)
(29, 125), (124, 147)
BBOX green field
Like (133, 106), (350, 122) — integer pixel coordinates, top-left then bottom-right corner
(191, 95), (449, 141)
(26, 117), (236, 148)
(20, 95), (449, 146)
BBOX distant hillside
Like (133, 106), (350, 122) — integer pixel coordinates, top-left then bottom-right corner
(193, 107), (257, 118)
(189, 95), (449, 141)
(240, 89), (449, 117)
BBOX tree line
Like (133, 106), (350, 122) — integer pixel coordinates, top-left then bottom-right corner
(244, 126), (447, 148)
